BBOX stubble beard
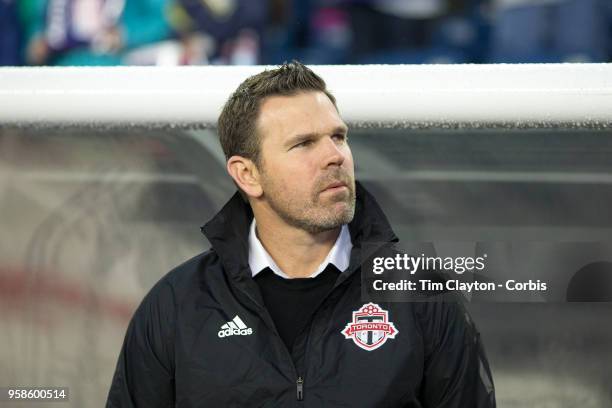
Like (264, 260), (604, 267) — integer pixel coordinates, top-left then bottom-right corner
(261, 168), (356, 234)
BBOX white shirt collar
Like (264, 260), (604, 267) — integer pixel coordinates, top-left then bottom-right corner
(248, 219), (352, 279)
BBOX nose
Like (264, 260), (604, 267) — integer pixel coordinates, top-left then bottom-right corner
(320, 136), (346, 168)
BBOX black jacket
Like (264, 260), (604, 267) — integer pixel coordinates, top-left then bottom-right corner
(107, 182), (496, 407)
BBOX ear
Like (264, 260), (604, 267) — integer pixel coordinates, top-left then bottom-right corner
(227, 155), (263, 198)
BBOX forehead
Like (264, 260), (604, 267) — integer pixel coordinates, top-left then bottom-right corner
(257, 91), (345, 142)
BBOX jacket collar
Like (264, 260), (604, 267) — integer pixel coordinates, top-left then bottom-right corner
(201, 181), (399, 281)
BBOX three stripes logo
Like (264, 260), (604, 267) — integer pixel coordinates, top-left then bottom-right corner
(218, 315), (253, 338)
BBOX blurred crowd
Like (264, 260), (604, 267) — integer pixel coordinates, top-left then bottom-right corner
(1, 0), (611, 66)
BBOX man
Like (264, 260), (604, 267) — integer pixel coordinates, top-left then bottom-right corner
(107, 61), (496, 407)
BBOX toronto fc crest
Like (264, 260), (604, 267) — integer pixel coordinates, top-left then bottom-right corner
(341, 303), (398, 351)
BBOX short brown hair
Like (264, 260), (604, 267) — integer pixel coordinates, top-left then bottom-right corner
(217, 61), (337, 167)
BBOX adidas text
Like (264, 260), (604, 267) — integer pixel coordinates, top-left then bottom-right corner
(218, 315), (253, 338)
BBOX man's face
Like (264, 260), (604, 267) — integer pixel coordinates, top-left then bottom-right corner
(255, 91), (356, 233)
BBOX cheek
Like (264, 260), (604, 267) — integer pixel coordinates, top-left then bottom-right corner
(283, 155), (318, 178)
(265, 162), (311, 192)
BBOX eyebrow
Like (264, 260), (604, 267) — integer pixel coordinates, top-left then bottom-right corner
(285, 126), (349, 148)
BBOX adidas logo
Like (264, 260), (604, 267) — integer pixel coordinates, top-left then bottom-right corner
(218, 315), (253, 338)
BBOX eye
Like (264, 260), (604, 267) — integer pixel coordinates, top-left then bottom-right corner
(332, 133), (347, 143)
(292, 139), (313, 149)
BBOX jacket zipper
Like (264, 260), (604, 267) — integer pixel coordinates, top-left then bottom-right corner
(234, 270), (355, 403)
(296, 376), (304, 401)
(294, 275), (355, 402)
(233, 280), (305, 401)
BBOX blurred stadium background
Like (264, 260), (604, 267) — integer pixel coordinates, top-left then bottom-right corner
(1, 0), (611, 67)
(1, 0), (612, 407)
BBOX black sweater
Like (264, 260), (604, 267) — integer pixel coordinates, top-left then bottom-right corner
(254, 266), (340, 352)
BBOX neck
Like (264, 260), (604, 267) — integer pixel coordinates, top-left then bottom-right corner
(253, 206), (340, 278)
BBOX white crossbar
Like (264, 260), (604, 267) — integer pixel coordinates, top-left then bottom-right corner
(1, 64), (611, 126)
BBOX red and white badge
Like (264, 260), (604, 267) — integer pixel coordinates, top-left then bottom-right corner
(341, 303), (398, 351)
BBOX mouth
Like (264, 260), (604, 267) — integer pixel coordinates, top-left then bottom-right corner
(322, 181), (348, 193)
